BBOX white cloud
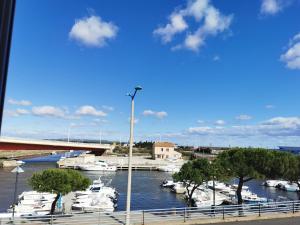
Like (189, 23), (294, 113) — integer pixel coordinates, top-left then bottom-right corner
(5, 109), (30, 117)
(197, 119), (205, 123)
(260, 0), (282, 15)
(280, 33), (300, 70)
(188, 126), (215, 135)
(214, 120), (225, 125)
(32, 106), (65, 118)
(236, 114), (252, 121)
(187, 116), (300, 138)
(265, 104), (275, 109)
(69, 15), (118, 47)
(154, 0), (233, 52)
(153, 13), (188, 43)
(8, 98), (32, 106)
(76, 105), (107, 117)
(143, 110), (168, 119)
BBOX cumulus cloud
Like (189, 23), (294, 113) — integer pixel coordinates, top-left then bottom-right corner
(260, 0), (282, 15)
(5, 109), (30, 117)
(154, 0), (233, 52)
(187, 116), (300, 138)
(143, 110), (168, 119)
(197, 119), (205, 123)
(8, 98), (32, 106)
(280, 33), (300, 70)
(69, 14), (118, 47)
(214, 120), (225, 125)
(188, 126), (214, 134)
(76, 105), (107, 117)
(32, 106), (65, 118)
(236, 114), (252, 121)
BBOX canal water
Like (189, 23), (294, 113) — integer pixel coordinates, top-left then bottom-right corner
(0, 154), (299, 213)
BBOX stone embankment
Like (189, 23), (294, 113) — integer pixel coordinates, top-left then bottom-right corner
(57, 154), (186, 170)
(0, 160), (19, 168)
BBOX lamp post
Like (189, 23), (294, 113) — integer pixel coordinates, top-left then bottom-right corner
(11, 166), (24, 221)
(125, 86), (142, 225)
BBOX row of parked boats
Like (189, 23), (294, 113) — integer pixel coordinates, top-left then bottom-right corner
(161, 180), (268, 207)
(3, 177), (118, 217)
(72, 177), (118, 212)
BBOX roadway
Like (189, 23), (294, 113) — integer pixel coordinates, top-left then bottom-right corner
(200, 217), (300, 225)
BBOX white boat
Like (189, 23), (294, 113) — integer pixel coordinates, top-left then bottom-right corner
(7, 191), (57, 215)
(263, 180), (288, 187)
(191, 187), (228, 207)
(171, 182), (186, 194)
(157, 164), (180, 173)
(161, 180), (175, 188)
(243, 195), (268, 203)
(72, 198), (115, 212)
(16, 160), (25, 165)
(283, 183), (299, 192)
(207, 181), (231, 192)
(73, 178), (118, 213)
(79, 160), (117, 171)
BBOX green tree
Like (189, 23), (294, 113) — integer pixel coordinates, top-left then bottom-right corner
(216, 148), (272, 204)
(281, 154), (300, 198)
(173, 158), (214, 206)
(29, 169), (91, 214)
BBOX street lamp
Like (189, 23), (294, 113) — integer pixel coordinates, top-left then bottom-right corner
(125, 85), (142, 225)
(11, 166), (24, 221)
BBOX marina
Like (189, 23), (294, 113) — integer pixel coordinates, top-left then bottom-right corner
(1, 155), (300, 215)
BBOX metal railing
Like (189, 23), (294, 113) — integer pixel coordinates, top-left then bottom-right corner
(1, 200), (300, 225)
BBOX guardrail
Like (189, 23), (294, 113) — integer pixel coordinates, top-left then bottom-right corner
(1, 200), (300, 225)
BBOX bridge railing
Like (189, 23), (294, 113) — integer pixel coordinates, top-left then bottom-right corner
(1, 200), (300, 225)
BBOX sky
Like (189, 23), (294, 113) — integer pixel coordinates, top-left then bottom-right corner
(2, 0), (300, 148)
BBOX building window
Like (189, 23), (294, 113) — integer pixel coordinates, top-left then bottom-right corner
(166, 148), (169, 152)
(161, 148), (163, 152)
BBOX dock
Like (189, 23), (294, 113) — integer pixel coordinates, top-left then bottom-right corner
(57, 155), (185, 171)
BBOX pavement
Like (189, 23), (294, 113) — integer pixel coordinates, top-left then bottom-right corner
(198, 217), (300, 225)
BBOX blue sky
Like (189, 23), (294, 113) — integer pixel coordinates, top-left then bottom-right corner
(2, 0), (300, 147)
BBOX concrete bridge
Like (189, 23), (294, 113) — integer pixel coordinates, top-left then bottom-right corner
(0, 137), (111, 155)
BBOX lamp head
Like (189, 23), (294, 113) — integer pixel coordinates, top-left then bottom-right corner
(135, 86), (142, 91)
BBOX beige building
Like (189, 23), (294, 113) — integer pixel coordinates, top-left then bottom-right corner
(152, 142), (182, 159)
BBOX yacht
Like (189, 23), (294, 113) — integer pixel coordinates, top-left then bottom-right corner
(263, 180), (288, 187)
(191, 188), (228, 208)
(7, 191), (57, 215)
(79, 160), (117, 171)
(157, 164), (180, 173)
(283, 183), (299, 192)
(161, 180), (175, 188)
(73, 178), (118, 212)
(72, 198), (115, 212)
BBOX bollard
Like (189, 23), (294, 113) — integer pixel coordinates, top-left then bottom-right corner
(142, 210), (145, 225)
(184, 208), (186, 222)
(258, 204), (261, 217)
(50, 215), (53, 225)
(222, 207), (225, 220)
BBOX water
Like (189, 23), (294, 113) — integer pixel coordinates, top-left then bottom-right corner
(0, 159), (299, 213)
(0, 162), (185, 212)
